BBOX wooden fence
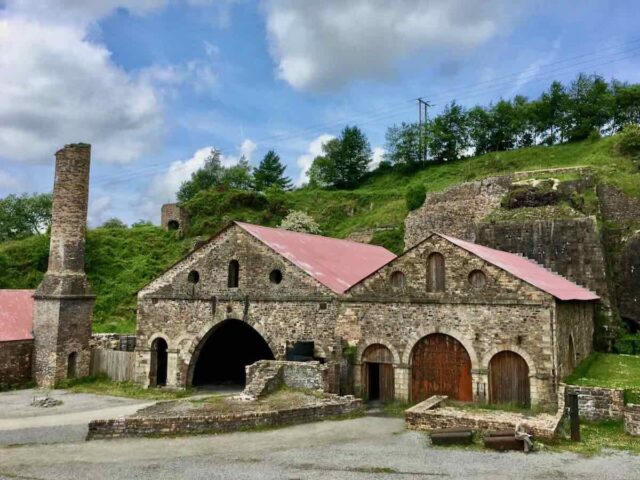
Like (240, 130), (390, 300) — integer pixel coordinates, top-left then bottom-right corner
(90, 348), (136, 382)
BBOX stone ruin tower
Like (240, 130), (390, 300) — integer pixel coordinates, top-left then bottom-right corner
(32, 144), (95, 388)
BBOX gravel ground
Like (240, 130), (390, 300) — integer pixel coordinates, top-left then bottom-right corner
(1, 416), (638, 479)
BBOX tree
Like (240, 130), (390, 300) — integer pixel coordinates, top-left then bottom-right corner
(426, 101), (470, 162)
(566, 73), (614, 141)
(468, 106), (493, 156)
(279, 210), (321, 234)
(536, 81), (570, 144)
(310, 126), (371, 188)
(101, 218), (127, 229)
(220, 156), (253, 190)
(612, 81), (640, 131)
(384, 122), (424, 171)
(254, 150), (292, 191)
(0, 193), (52, 241)
(177, 149), (225, 202)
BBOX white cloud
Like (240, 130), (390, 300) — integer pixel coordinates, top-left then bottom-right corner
(145, 138), (257, 207)
(0, 16), (163, 165)
(0, 170), (24, 191)
(295, 134), (334, 186)
(139, 60), (218, 97)
(369, 147), (386, 170)
(265, 0), (522, 91)
(88, 194), (114, 226)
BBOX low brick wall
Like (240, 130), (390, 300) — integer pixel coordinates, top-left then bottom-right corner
(624, 404), (640, 436)
(563, 384), (625, 421)
(0, 339), (33, 388)
(87, 395), (361, 440)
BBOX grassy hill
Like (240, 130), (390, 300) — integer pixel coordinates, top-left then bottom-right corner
(1, 135), (638, 333)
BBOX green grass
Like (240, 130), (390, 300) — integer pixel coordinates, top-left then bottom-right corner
(56, 374), (194, 400)
(1, 135), (639, 333)
(565, 353), (640, 403)
(381, 400), (412, 417)
(543, 420), (640, 456)
(0, 226), (189, 333)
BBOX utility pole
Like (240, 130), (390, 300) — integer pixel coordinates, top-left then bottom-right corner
(417, 98), (432, 162)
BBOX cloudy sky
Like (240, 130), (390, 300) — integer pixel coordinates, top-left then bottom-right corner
(1, 0), (639, 225)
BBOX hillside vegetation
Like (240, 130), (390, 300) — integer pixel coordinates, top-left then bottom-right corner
(0, 135), (638, 333)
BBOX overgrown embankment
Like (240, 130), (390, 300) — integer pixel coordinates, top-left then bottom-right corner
(0, 136), (638, 333)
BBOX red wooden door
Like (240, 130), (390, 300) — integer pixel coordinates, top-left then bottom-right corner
(489, 351), (530, 408)
(411, 334), (472, 403)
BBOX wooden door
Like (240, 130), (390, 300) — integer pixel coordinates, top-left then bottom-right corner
(362, 344), (395, 402)
(427, 253), (445, 292)
(411, 334), (472, 403)
(489, 351), (530, 408)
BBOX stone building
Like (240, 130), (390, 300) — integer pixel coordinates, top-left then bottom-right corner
(135, 221), (598, 408)
(161, 203), (189, 232)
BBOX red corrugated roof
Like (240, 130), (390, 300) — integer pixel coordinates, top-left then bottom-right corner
(439, 234), (599, 301)
(236, 222), (397, 294)
(0, 290), (35, 341)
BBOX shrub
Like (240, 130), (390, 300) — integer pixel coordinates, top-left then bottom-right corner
(405, 184), (426, 211)
(279, 211), (321, 234)
(616, 125), (640, 157)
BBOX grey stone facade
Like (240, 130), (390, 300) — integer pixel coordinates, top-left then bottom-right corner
(32, 144), (95, 388)
(135, 223), (595, 408)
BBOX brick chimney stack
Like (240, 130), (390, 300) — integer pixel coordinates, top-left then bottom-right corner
(32, 143), (95, 388)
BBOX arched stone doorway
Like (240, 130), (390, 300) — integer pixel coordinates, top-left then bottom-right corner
(190, 320), (274, 387)
(411, 333), (472, 403)
(362, 344), (394, 402)
(150, 338), (168, 387)
(489, 351), (530, 408)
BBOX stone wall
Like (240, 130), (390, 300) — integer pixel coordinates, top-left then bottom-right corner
(476, 218), (609, 302)
(556, 302), (594, 381)
(87, 395), (362, 440)
(0, 340), (33, 387)
(90, 334), (136, 351)
(244, 360), (328, 399)
(564, 384), (625, 420)
(623, 404), (640, 436)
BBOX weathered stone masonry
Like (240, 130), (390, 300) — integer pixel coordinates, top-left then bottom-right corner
(32, 144), (95, 388)
(136, 223), (595, 408)
(0, 340), (33, 388)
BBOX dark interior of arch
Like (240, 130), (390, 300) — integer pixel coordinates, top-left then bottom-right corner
(192, 320), (275, 387)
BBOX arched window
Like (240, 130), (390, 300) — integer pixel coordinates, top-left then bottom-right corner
(228, 260), (239, 288)
(67, 352), (77, 379)
(427, 252), (445, 292)
(468, 269), (487, 289)
(390, 271), (406, 291)
(150, 338), (168, 387)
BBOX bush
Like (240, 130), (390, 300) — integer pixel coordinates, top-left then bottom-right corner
(616, 125), (640, 158)
(405, 184), (426, 211)
(279, 211), (321, 234)
(370, 227), (404, 255)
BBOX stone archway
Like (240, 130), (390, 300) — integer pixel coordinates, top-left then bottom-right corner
(362, 344), (395, 402)
(149, 337), (168, 387)
(410, 333), (473, 403)
(188, 319), (275, 387)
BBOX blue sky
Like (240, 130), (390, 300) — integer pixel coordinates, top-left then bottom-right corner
(1, 0), (639, 225)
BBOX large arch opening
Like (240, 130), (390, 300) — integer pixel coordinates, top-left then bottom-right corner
(410, 333), (472, 403)
(362, 344), (395, 402)
(191, 320), (274, 387)
(489, 350), (530, 408)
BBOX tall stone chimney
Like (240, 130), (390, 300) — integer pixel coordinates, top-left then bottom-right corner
(32, 144), (95, 388)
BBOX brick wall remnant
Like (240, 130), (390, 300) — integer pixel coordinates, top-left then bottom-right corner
(564, 384), (625, 421)
(161, 203), (189, 232)
(32, 144), (95, 388)
(242, 360), (328, 399)
(624, 404), (640, 436)
(0, 340), (33, 388)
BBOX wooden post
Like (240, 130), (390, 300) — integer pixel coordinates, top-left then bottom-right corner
(568, 392), (580, 441)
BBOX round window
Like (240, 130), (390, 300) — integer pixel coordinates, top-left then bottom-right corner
(269, 269), (283, 284)
(187, 270), (200, 284)
(468, 269), (487, 289)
